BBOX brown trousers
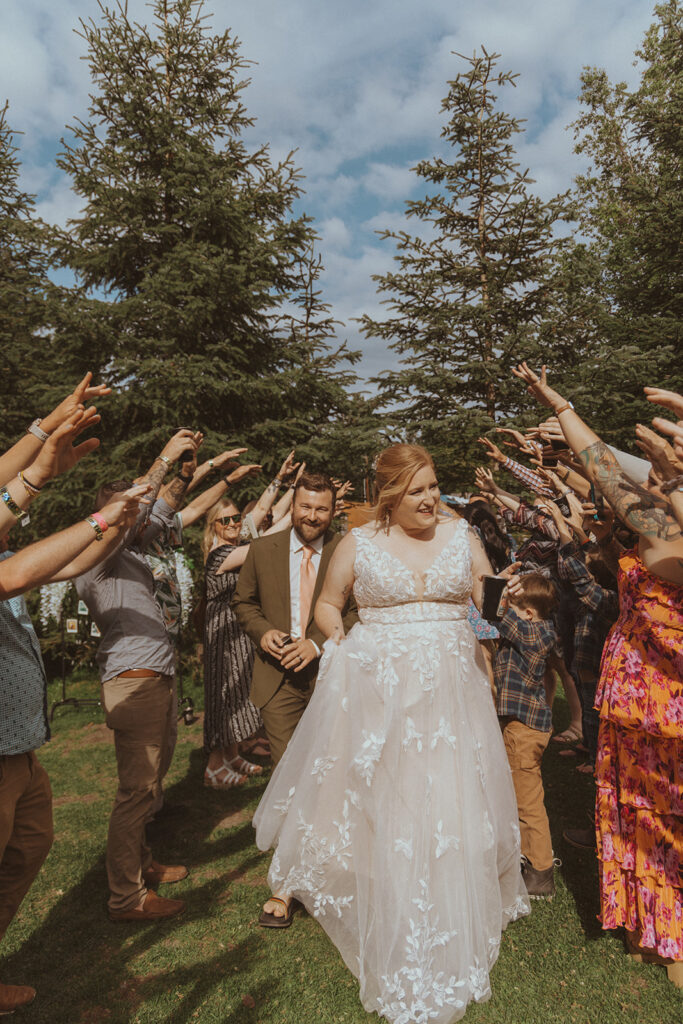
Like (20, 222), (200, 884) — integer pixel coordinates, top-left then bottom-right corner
(101, 673), (174, 912)
(0, 752), (53, 942)
(500, 718), (553, 871)
(260, 675), (315, 766)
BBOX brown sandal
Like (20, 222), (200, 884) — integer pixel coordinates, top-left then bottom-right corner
(258, 896), (301, 929)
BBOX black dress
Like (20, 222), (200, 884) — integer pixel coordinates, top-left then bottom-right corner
(203, 544), (260, 750)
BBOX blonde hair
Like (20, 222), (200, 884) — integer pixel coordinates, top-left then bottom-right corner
(373, 444), (436, 530)
(202, 496), (240, 562)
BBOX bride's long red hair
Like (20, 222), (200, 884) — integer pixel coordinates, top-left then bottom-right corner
(373, 444), (435, 529)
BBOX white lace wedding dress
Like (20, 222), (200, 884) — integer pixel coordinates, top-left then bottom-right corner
(253, 519), (529, 1023)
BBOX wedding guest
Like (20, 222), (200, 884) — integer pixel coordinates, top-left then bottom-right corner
(0, 484), (145, 1015)
(514, 362), (683, 987)
(495, 572), (559, 898)
(201, 452), (298, 787)
(76, 429), (200, 922)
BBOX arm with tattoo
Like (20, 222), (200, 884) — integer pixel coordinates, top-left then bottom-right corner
(579, 441), (681, 542)
(163, 473), (191, 511)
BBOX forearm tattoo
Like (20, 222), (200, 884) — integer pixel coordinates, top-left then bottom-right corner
(164, 474), (191, 510)
(579, 441), (681, 542)
(138, 459), (168, 503)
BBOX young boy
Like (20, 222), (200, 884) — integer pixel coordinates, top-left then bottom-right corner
(494, 572), (559, 898)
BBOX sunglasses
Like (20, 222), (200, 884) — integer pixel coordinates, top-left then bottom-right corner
(217, 514), (242, 525)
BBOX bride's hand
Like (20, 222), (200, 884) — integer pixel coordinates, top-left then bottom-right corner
(329, 626), (345, 646)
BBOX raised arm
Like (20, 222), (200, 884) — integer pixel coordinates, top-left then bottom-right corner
(512, 363), (682, 553)
(0, 372), (110, 487)
(314, 532), (357, 642)
(0, 487), (145, 599)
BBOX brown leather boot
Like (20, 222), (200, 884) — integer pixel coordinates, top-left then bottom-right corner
(142, 861), (188, 887)
(0, 982), (36, 1013)
(109, 890), (186, 922)
(522, 859), (556, 899)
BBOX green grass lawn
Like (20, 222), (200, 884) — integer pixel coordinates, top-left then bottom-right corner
(3, 674), (681, 1024)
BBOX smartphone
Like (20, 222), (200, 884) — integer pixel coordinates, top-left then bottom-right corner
(481, 576), (508, 622)
(278, 635), (293, 647)
(550, 438), (567, 452)
(174, 428), (195, 465)
(589, 483), (605, 520)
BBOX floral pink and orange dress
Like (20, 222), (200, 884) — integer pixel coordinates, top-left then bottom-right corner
(594, 549), (683, 960)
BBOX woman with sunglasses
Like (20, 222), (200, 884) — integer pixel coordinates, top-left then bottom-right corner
(202, 454), (299, 787)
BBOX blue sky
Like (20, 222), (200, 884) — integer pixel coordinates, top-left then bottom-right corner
(2, 0), (654, 384)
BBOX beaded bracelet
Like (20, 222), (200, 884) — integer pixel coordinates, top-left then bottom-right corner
(661, 473), (683, 495)
(158, 454), (172, 466)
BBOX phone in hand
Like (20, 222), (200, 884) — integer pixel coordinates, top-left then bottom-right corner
(481, 576), (508, 622)
(278, 634), (292, 647)
(589, 483), (605, 520)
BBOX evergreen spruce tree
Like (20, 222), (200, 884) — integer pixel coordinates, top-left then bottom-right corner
(559, 0), (683, 446)
(360, 49), (571, 490)
(54, 0), (359, 491)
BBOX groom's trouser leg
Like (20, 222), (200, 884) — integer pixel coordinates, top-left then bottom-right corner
(260, 678), (314, 765)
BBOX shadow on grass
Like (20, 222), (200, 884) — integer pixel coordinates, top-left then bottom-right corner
(543, 695), (603, 942)
(2, 746), (275, 1024)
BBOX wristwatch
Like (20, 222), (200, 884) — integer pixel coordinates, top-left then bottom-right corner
(27, 418), (49, 443)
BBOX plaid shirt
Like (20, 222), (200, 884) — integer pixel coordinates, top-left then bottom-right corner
(502, 456), (555, 498)
(556, 541), (619, 683)
(494, 606), (556, 732)
(501, 501), (560, 578)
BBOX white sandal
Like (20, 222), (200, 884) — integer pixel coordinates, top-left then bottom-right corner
(203, 763), (246, 788)
(226, 755), (263, 777)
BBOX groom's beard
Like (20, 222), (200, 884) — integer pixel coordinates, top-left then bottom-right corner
(291, 513), (331, 544)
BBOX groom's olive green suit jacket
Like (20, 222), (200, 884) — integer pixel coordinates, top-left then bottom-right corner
(232, 527), (358, 709)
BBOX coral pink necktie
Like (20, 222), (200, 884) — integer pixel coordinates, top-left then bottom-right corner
(299, 545), (316, 639)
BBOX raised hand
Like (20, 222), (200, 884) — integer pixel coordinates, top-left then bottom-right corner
(477, 437), (506, 464)
(41, 372), (112, 434)
(28, 408), (101, 487)
(495, 427), (539, 457)
(227, 463), (262, 484)
(644, 386), (683, 420)
(474, 466), (496, 494)
(212, 448), (248, 469)
(161, 429), (200, 463)
(98, 483), (152, 531)
(635, 423), (682, 481)
(651, 417), (683, 462)
(278, 450), (300, 481)
(511, 363), (567, 412)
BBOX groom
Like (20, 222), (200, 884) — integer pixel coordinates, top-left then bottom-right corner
(233, 471), (356, 766)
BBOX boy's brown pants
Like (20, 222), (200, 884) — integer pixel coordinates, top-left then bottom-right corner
(500, 717), (553, 871)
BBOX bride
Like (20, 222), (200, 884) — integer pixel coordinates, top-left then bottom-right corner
(253, 444), (529, 1023)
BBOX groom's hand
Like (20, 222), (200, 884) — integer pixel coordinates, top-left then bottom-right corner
(260, 629), (289, 659)
(280, 639), (318, 672)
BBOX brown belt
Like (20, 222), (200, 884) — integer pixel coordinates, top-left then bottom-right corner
(117, 669), (159, 678)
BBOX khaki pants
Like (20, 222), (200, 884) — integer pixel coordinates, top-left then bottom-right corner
(500, 718), (553, 871)
(101, 673), (174, 912)
(260, 676), (315, 766)
(0, 752), (53, 942)
(152, 673), (178, 816)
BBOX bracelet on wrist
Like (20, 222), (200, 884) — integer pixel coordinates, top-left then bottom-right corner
(553, 401), (573, 415)
(208, 459), (214, 469)
(273, 476), (282, 487)
(91, 512), (109, 534)
(18, 471), (42, 496)
(86, 515), (105, 541)
(158, 454), (172, 466)
(27, 418), (49, 443)
(1, 487), (29, 523)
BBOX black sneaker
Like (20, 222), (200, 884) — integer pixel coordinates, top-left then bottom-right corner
(522, 857), (560, 899)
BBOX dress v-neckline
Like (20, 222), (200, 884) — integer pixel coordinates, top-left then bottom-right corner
(360, 522), (463, 582)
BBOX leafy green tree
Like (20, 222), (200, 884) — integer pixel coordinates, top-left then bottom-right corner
(560, 0), (683, 446)
(361, 49), (572, 490)
(53, 0), (359, 495)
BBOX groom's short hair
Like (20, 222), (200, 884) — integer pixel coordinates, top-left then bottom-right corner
(293, 471), (336, 505)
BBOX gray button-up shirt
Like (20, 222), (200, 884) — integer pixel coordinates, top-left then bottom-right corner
(0, 551), (49, 756)
(76, 499), (176, 682)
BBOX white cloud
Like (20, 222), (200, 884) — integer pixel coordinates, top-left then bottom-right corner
(0, 0), (656, 385)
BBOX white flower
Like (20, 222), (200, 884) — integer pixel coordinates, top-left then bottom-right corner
(310, 756), (337, 783)
(430, 717), (457, 750)
(38, 581), (71, 629)
(175, 551), (194, 626)
(434, 821), (460, 858)
(402, 716), (424, 752)
(352, 730), (385, 785)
